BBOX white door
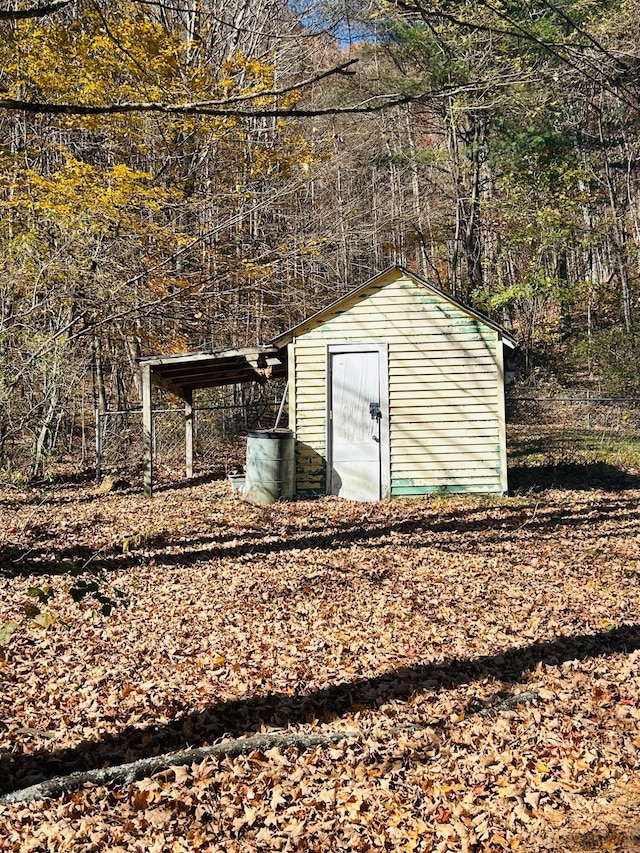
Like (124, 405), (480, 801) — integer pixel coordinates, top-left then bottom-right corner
(329, 348), (383, 500)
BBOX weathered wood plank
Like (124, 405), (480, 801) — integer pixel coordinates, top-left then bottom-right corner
(391, 482), (502, 495)
(394, 423), (499, 440)
(389, 381), (498, 395)
(390, 447), (499, 463)
(389, 408), (499, 421)
(391, 437), (499, 452)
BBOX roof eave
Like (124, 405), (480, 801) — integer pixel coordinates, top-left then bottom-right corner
(271, 265), (517, 349)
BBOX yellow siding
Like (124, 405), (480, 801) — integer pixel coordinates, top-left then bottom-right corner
(291, 269), (506, 497)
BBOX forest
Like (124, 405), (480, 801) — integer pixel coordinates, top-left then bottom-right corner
(2, 5), (640, 849)
(1, 0), (640, 477)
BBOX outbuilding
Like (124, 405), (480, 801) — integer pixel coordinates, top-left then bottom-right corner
(272, 266), (517, 500)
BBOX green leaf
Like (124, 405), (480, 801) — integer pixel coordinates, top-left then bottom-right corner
(27, 585), (56, 604)
(69, 584), (89, 602)
(33, 611), (56, 629)
(60, 560), (83, 576)
(0, 621), (19, 646)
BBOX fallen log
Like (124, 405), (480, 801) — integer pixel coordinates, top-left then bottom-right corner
(0, 729), (359, 806)
(1, 692), (542, 805)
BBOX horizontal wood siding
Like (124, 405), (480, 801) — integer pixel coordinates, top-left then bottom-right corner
(291, 269), (505, 497)
(292, 341), (327, 497)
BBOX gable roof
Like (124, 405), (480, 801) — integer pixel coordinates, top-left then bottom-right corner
(271, 266), (517, 349)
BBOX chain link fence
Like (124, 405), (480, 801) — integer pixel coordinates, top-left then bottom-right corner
(506, 396), (640, 485)
(507, 396), (640, 433)
(95, 385), (288, 484)
(95, 395), (638, 486)
(3, 392), (639, 487)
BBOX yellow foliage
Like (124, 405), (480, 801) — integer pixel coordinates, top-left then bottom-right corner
(1, 5), (286, 144)
(6, 5), (181, 105)
(0, 1), (315, 191)
(1, 156), (168, 230)
(0, 1), (326, 362)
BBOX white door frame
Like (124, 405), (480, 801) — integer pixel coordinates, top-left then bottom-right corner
(326, 342), (390, 499)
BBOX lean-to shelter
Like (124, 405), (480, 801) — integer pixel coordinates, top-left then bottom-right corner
(139, 346), (286, 495)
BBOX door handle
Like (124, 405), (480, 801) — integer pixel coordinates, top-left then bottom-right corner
(369, 402), (381, 420)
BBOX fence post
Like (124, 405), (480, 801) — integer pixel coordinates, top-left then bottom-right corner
(95, 408), (102, 481)
(142, 363), (153, 497)
(185, 389), (194, 479)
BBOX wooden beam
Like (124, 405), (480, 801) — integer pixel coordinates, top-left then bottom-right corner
(141, 363), (153, 497)
(156, 366), (245, 385)
(150, 371), (188, 399)
(140, 346), (282, 369)
(140, 347), (288, 395)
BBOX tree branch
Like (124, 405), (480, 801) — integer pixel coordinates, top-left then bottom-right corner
(0, 690), (542, 805)
(205, 59), (359, 107)
(0, 92), (412, 118)
(0, 729), (359, 805)
(0, 74), (533, 119)
(0, 0), (72, 20)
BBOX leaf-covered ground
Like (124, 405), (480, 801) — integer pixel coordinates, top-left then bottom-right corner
(1, 479), (639, 851)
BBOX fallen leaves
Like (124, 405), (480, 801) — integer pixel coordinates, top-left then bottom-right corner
(1, 481), (640, 850)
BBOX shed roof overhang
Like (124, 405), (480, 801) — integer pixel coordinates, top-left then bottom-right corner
(139, 345), (287, 399)
(139, 345), (288, 496)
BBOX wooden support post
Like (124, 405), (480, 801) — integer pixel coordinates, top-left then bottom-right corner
(142, 363), (153, 497)
(185, 389), (193, 479)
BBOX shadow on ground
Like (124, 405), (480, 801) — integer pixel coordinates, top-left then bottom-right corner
(2, 622), (639, 795)
(508, 462), (640, 493)
(4, 483), (640, 578)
